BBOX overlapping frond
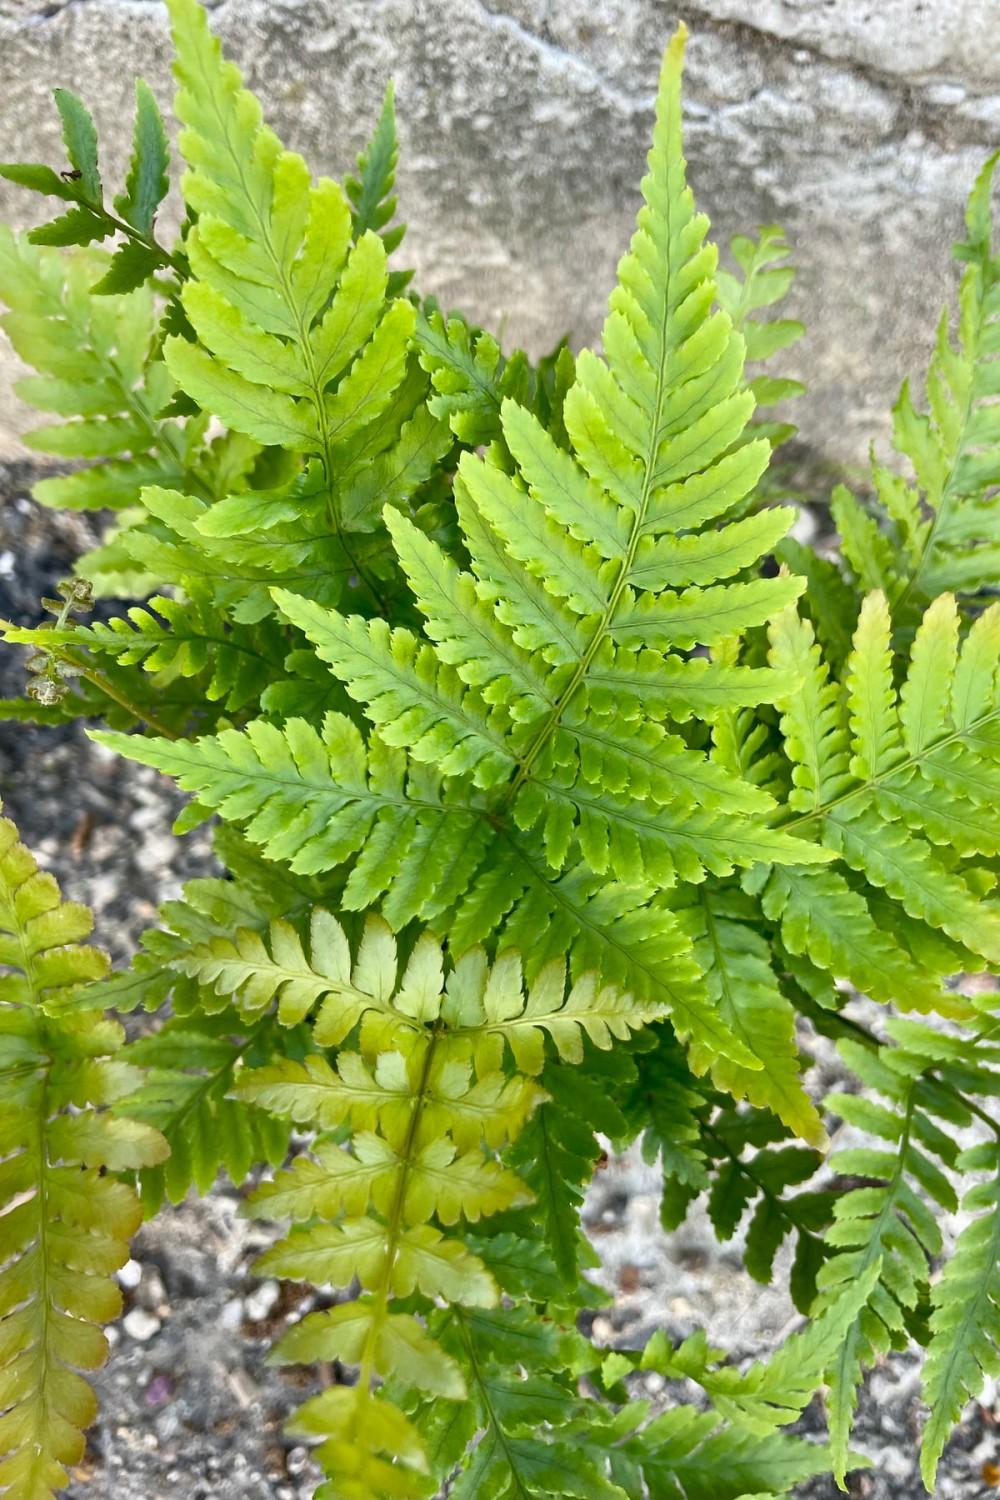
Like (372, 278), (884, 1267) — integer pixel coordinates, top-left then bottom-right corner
(0, 804), (167, 1499)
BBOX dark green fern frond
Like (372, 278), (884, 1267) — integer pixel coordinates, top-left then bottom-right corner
(920, 1138), (1000, 1487)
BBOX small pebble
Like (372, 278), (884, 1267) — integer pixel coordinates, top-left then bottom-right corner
(122, 1309), (162, 1342)
(117, 1259), (142, 1292)
(244, 1279), (281, 1323)
(286, 1447), (310, 1476)
(220, 1299), (245, 1331)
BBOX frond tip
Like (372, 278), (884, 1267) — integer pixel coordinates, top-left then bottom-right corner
(0, 802), (167, 1500)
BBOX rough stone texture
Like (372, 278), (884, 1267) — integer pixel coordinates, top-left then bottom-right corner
(0, 1), (997, 480)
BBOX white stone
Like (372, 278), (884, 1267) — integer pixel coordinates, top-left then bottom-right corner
(122, 1308), (161, 1342)
(116, 1258), (142, 1292)
(243, 1279), (281, 1323)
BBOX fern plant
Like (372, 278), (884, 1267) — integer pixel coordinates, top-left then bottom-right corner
(1, 3), (1000, 1496)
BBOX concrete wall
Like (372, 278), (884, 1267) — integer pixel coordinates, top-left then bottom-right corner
(1, 0), (998, 481)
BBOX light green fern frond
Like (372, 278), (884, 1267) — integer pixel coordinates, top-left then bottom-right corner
(716, 224), (804, 452)
(0, 805), (167, 1499)
(163, 0), (417, 607)
(754, 591), (1000, 1009)
(0, 229), (197, 529)
(836, 153), (1000, 608)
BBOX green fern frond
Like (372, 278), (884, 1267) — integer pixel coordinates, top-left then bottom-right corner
(612, 1404), (838, 1498)
(920, 1139), (1000, 1488)
(0, 805), (167, 1499)
(838, 152), (1000, 608)
(757, 591), (1000, 1000)
(163, 0), (416, 607)
(115, 1010), (292, 1213)
(229, 928), (651, 1492)
(716, 224), (804, 451)
(679, 885), (825, 1143)
(346, 82), (410, 291)
(0, 229), (196, 531)
(0, 80), (175, 293)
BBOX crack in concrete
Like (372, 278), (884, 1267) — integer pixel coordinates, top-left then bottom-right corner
(473, 1), (657, 114)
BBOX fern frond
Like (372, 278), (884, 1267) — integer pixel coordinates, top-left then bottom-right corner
(163, 0), (415, 607)
(679, 885), (825, 1143)
(5, 594), (287, 716)
(115, 1010), (291, 1213)
(613, 1405), (837, 1498)
(0, 804), (167, 1499)
(0, 229), (196, 532)
(840, 153), (1000, 608)
(230, 927), (654, 1492)
(346, 82), (410, 290)
(920, 1138), (1000, 1487)
(0, 80), (176, 293)
(716, 224), (804, 451)
(759, 591), (1000, 999)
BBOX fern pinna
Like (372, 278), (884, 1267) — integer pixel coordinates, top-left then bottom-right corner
(1, 0), (1000, 1496)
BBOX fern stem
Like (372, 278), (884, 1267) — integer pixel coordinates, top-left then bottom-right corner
(501, 169), (678, 809)
(74, 660), (180, 739)
(780, 702), (1000, 832)
(453, 1307), (533, 1498)
(357, 1023), (440, 1395)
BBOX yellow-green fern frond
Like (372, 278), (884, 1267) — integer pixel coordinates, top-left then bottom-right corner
(0, 805), (167, 1500)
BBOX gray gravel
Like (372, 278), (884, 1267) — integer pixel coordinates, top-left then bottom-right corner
(2, 470), (998, 1497)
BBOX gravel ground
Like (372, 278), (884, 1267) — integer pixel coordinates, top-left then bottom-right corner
(2, 466), (999, 1499)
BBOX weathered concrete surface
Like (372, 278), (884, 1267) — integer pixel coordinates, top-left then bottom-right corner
(0, 0), (998, 483)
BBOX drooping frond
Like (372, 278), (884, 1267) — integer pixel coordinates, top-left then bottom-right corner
(229, 925), (657, 1495)
(0, 804), (167, 1499)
